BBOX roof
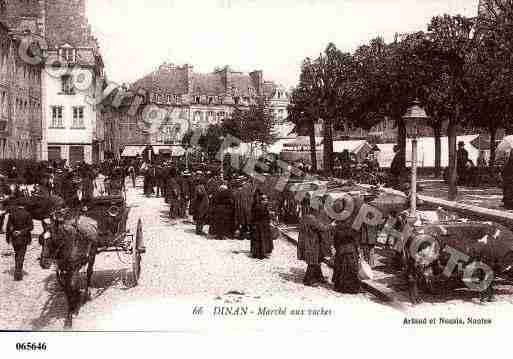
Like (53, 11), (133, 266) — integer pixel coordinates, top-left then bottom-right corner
(273, 122), (295, 139)
(333, 140), (369, 154)
(284, 136), (323, 148)
(191, 73), (224, 94)
(132, 63), (260, 98)
(121, 145), (147, 157)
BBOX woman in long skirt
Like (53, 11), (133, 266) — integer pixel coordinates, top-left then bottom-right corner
(209, 185), (235, 239)
(250, 193), (273, 259)
(332, 229), (360, 294)
(297, 198), (333, 286)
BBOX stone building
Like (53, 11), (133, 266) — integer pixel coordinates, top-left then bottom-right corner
(0, 0), (105, 164)
(0, 22), (43, 160)
(103, 63), (290, 155)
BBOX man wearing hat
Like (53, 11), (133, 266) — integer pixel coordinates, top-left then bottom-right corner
(178, 171), (191, 218)
(2, 199), (33, 281)
(457, 141), (472, 185)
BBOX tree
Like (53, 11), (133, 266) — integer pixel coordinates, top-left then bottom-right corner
(469, 0), (513, 165)
(314, 44), (355, 175)
(425, 15), (478, 200)
(288, 58), (320, 171)
(222, 100), (276, 158)
(198, 124), (225, 162)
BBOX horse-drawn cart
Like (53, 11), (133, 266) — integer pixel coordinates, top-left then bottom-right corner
(83, 195), (145, 285)
(39, 193), (146, 327)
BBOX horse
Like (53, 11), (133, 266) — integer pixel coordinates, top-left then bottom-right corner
(39, 210), (99, 328)
(6, 193), (65, 234)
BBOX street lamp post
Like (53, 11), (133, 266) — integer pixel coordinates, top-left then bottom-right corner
(402, 99), (429, 218)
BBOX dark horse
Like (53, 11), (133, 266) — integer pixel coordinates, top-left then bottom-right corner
(39, 211), (98, 328)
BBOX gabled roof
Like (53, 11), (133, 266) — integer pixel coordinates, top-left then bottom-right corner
(191, 73), (224, 95)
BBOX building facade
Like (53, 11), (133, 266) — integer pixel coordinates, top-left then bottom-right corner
(0, 0), (105, 165)
(0, 22), (43, 160)
(104, 63), (289, 153)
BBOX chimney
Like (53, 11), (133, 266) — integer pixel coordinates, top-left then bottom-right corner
(218, 65), (233, 95)
(183, 64), (193, 95)
(250, 70), (263, 97)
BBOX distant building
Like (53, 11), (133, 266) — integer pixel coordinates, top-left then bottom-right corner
(103, 63), (290, 154)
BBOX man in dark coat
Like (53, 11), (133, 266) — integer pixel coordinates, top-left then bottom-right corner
(390, 144), (406, 190)
(179, 172), (191, 218)
(457, 141), (472, 185)
(503, 150), (513, 209)
(166, 171), (181, 219)
(190, 184), (209, 235)
(4, 202), (34, 281)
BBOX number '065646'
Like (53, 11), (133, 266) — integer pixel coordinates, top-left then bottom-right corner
(16, 342), (47, 351)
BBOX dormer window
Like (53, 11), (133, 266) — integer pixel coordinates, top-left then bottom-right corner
(60, 45), (76, 63)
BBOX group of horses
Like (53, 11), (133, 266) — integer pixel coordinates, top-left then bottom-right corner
(6, 185), (105, 328)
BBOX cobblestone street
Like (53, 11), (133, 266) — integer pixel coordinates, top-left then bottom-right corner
(0, 180), (375, 330)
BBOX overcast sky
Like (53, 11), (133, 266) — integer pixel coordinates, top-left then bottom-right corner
(86, 0), (479, 89)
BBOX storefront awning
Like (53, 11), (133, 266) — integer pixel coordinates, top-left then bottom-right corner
(121, 145), (147, 157)
(153, 145), (185, 157)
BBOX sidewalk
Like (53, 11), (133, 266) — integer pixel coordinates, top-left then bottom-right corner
(418, 179), (510, 213)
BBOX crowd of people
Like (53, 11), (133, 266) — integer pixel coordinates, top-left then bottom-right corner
(0, 157), (137, 281)
(132, 160), (277, 260)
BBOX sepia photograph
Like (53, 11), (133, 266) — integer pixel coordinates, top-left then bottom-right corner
(0, 0), (511, 356)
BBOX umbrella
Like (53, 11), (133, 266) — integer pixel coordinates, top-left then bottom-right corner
(495, 135), (513, 165)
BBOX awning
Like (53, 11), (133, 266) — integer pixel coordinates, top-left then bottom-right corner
(121, 145), (147, 157)
(283, 136), (323, 148)
(153, 145), (185, 157)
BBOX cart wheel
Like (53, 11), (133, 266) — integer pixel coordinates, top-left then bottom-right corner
(131, 219), (143, 285)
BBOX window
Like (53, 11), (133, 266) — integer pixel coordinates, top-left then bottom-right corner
(167, 94), (172, 104)
(208, 97), (213, 105)
(51, 106), (63, 128)
(72, 106), (84, 128)
(234, 96), (240, 105)
(61, 75), (74, 94)
(61, 47), (76, 62)
(217, 111), (225, 120)
(174, 95), (180, 102)
(195, 96), (200, 104)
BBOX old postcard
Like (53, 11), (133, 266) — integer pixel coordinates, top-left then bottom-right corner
(0, 0), (511, 357)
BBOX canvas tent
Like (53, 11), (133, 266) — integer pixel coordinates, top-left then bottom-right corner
(376, 135), (482, 168)
(279, 137), (372, 169)
(333, 140), (373, 162)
